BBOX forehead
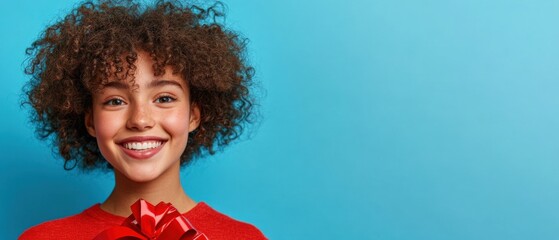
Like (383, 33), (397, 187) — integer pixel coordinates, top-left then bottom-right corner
(94, 51), (187, 92)
(100, 78), (186, 91)
(93, 50), (185, 85)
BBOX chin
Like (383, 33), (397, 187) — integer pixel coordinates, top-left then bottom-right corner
(126, 174), (159, 183)
(118, 167), (164, 183)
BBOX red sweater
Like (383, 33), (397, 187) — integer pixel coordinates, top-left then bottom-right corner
(19, 202), (266, 239)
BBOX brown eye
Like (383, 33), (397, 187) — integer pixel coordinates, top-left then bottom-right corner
(104, 98), (125, 106)
(155, 96), (176, 103)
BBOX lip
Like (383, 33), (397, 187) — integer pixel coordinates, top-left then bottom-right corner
(117, 136), (167, 160)
(117, 136), (167, 144)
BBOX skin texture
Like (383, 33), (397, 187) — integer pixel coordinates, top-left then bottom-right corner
(85, 51), (200, 216)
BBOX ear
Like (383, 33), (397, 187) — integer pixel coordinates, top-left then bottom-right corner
(85, 110), (96, 137)
(188, 103), (201, 132)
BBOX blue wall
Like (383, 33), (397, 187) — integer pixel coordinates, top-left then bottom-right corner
(2, 0), (559, 239)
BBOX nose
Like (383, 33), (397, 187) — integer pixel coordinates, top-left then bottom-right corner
(126, 102), (155, 131)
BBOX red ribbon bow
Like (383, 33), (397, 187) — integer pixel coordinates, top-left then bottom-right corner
(94, 199), (208, 240)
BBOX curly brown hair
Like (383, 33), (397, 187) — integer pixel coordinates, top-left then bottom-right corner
(23, 0), (255, 170)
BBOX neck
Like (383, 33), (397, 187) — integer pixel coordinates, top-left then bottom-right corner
(100, 164), (196, 217)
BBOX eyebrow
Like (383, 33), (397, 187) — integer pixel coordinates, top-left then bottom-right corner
(101, 81), (128, 90)
(101, 79), (184, 90)
(148, 79), (184, 89)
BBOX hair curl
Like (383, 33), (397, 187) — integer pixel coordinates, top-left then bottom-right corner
(23, 0), (255, 170)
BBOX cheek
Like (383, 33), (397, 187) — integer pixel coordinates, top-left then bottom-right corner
(161, 110), (190, 138)
(93, 111), (125, 140)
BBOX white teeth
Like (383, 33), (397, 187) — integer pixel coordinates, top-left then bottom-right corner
(123, 141), (162, 150)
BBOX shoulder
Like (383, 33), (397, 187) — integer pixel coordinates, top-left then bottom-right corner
(19, 215), (83, 240)
(186, 202), (267, 240)
(19, 204), (123, 240)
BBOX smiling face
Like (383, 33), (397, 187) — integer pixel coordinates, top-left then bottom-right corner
(85, 52), (200, 183)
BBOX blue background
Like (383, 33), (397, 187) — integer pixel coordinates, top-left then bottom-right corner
(2, 0), (559, 239)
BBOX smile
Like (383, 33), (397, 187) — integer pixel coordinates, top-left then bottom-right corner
(117, 137), (167, 160)
(123, 141), (163, 151)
